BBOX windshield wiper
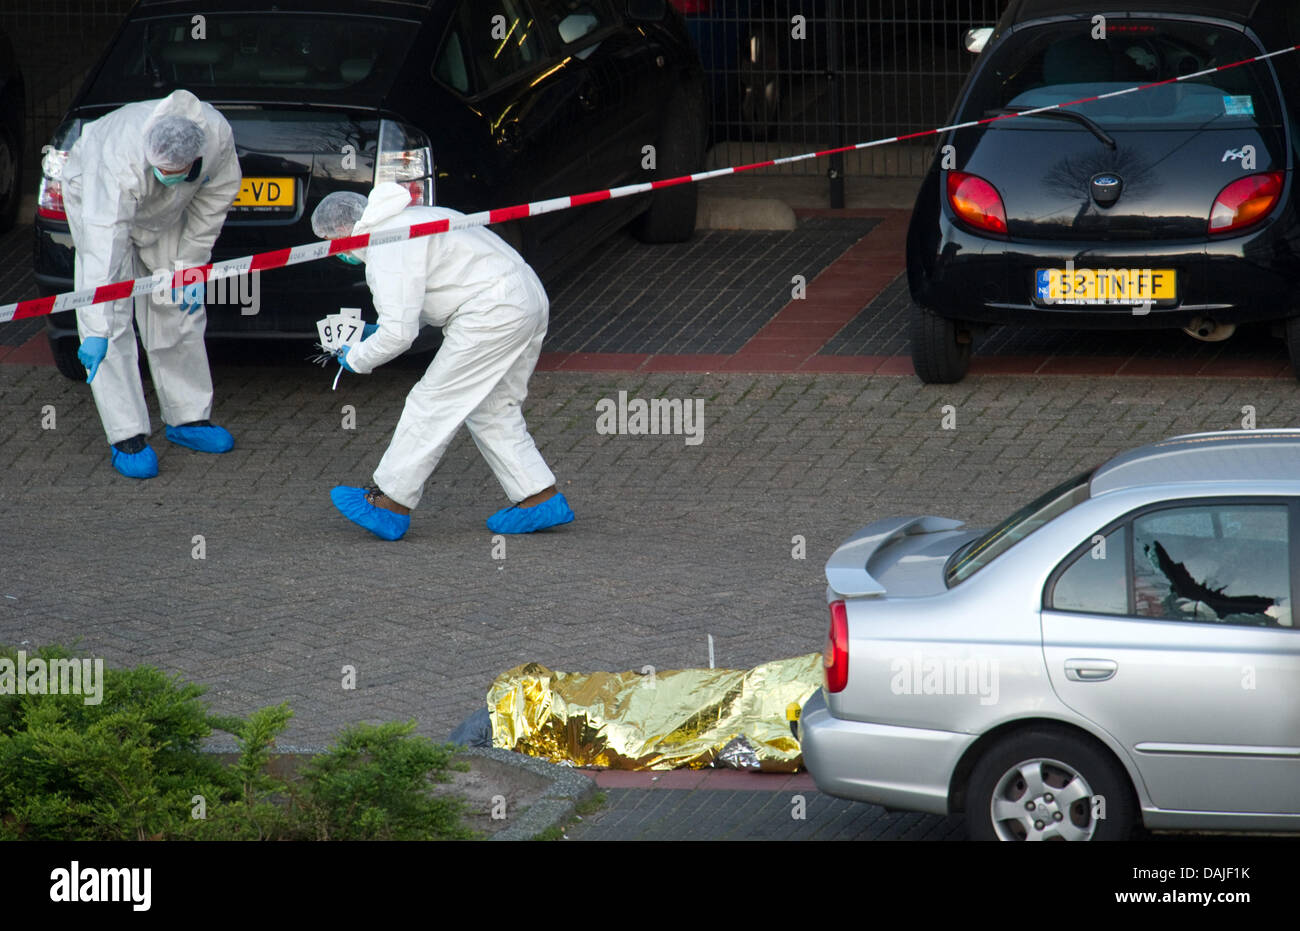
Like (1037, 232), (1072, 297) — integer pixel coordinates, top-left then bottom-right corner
(987, 105), (1116, 149)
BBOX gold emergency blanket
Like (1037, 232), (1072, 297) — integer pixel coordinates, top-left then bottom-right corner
(487, 653), (823, 771)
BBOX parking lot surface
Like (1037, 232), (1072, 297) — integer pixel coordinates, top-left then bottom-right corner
(2, 206), (1297, 840)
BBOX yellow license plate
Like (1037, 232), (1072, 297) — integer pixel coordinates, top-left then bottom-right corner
(1036, 268), (1176, 304)
(234, 177), (294, 208)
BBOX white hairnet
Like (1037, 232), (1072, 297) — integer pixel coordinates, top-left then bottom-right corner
(312, 191), (369, 239)
(145, 116), (206, 171)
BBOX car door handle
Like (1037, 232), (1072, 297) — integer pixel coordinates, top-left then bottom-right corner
(1064, 659), (1117, 682)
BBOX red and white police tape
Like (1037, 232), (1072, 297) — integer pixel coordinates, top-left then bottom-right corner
(3, 41), (1297, 326)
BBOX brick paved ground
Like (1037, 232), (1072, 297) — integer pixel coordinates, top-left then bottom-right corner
(3, 208), (1298, 841)
(565, 786), (967, 841)
(2, 360), (1294, 751)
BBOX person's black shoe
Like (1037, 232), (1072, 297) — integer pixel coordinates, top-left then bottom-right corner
(112, 434), (148, 455)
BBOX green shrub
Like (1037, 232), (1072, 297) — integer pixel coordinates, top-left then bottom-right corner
(294, 721), (471, 841)
(0, 646), (469, 841)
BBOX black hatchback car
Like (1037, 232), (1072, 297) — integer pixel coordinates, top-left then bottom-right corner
(907, 0), (1300, 383)
(35, 0), (705, 380)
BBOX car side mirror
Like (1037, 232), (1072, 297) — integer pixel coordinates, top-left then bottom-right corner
(628, 0), (667, 20)
(964, 27), (993, 54)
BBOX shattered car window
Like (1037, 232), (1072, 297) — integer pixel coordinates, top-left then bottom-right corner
(1133, 505), (1292, 627)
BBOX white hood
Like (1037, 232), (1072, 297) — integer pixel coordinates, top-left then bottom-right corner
(140, 89), (209, 152)
(352, 182), (413, 237)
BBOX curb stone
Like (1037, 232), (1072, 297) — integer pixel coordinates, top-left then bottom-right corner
(204, 744), (597, 840)
(460, 747), (598, 841)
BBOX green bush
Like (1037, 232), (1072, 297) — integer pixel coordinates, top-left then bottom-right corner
(295, 721), (471, 841)
(0, 646), (469, 841)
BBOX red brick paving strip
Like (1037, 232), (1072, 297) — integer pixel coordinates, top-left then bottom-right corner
(6, 208), (1290, 379)
(588, 768), (817, 791)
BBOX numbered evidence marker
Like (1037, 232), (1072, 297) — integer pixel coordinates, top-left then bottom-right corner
(317, 307), (365, 352)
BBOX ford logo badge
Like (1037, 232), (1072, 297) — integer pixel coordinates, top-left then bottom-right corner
(1091, 173), (1123, 208)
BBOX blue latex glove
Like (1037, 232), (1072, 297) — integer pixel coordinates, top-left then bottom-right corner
(362, 323), (379, 340)
(338, 344), (359, 374)
(78, 337), (108, 384)
(172, 280), (205, 315)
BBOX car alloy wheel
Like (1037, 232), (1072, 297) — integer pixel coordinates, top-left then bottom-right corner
(989, 757), (1097, 841)
(966, 727), (1135, 841)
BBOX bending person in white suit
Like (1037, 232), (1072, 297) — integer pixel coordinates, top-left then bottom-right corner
(63, 89), (242, 479)
(311, 184), (574, 542)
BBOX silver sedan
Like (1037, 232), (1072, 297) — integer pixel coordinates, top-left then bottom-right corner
(799, 429), (1300, 840)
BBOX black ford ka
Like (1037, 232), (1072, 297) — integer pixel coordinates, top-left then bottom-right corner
(907, 0), (1300, 383)
(34, 0), (704, 380)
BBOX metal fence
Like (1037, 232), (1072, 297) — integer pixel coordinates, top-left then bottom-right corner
(0, 0), (133, 174)
(690, 0), (1009, 192)
(4, 0), (1010, 192)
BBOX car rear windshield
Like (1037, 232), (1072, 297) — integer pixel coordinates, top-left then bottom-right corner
(88, 14), (418, 96)
(945, 471), (1092, 587)
(963, 19), (1283, 131)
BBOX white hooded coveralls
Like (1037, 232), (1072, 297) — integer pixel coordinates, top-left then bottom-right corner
(62, 90), (241, 444)
(346, 182), (556, 509)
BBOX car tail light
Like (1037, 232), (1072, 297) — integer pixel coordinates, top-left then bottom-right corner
(946, 171), (1007, 235)
(37, 168), (67, 221)
(36, 121), (82, 222)
(670, 0), (712, 12)
(376, 119), (434, 206)
(824, 600), (849, 693)
(1209, 172), (1284, 234)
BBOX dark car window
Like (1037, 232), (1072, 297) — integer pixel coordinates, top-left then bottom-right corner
(1050, 528), (1129, 615)
(434, 23), (473, 95)
(1132, 505), (1292, 627)
(946, 471), (1092, 587)
(533, 0), (614, 48)
(965, 19), (1283, 131)
(89, 14), (418, 93)
(456, 0), (544, 91)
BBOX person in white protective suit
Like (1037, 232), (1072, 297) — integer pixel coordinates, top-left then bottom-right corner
(62, 89), (242, 479)
(310, 183), (574, 542)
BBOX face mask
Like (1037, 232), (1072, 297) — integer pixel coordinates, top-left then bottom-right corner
(153, 166), (190, 186)
(336, 253), (363, 266)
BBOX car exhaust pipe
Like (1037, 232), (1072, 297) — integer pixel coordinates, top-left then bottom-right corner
(1183, 317), (1236, 342)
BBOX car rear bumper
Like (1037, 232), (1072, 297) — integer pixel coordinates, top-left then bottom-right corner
(910, 213), (1300, 329)
(798, 689), (974, 815)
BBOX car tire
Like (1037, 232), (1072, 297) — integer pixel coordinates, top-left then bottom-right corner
(910, 302), (971, 384)
(632, 86), (704, 244)
(966, 727), (1136, 841)
(1284, 315), (1300, 381)
(0, 120), (21, 234)
(50, 334), (86, 383)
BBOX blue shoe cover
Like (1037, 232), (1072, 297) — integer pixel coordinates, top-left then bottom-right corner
(166, 422), (234, 454)
(331, 486), (410, 541)
(111, 444), (158, 479)
(485, 493), (575, 534)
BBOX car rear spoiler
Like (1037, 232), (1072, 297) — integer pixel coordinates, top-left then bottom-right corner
(824, 516), (965, 598)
